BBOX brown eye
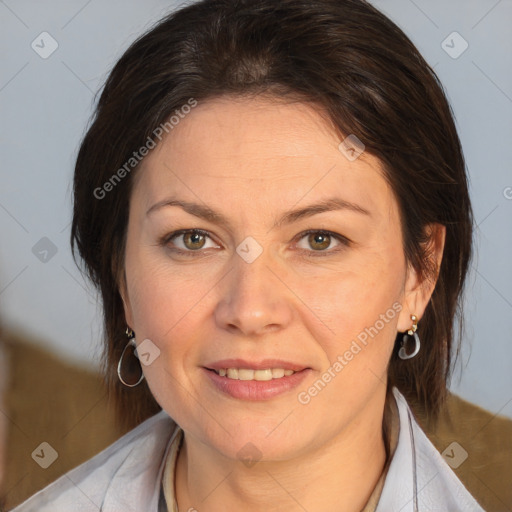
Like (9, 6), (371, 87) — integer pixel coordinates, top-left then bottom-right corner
(308, 232), (331, 251)
(166, 230), (219, 252)
(182, 231), (206, 250)
(295, 230), (349, 255)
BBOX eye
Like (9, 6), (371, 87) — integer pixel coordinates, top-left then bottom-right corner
(165, 229), (220, 252)
(295, 230), (349, 254)
(161, 228), (349, 257)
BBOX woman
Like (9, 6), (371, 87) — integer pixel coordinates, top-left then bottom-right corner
(11, 0), (485, 510)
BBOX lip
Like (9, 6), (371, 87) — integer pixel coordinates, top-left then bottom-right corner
(202, 366), (312, 401)
(205, 358), (308, 372)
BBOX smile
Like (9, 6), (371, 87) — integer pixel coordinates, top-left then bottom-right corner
(213, 368), (296, 380)
(204, 366), (311, 400)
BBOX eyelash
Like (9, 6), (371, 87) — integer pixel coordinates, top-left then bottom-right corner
(160, 229), (351, 258)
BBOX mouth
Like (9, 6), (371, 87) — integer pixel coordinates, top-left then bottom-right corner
(203, 359), (311, 400)
(205, 358), (309, 378)
(209, 367), (297, 381)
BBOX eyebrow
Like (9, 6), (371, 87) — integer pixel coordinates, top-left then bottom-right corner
(146, 196), (370, 229)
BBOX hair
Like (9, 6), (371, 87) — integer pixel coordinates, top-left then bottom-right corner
(71, 0), (472, 430)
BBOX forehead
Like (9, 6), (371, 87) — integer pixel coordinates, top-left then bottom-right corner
(133, 96), (394, 219)
(147, 96), (354, 168)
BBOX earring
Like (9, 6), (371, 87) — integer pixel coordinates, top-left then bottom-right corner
(398, 315), (420, 360)
(117, 327), (145, 387)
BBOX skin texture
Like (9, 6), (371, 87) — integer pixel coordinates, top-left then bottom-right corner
(120, 96), (445, 512)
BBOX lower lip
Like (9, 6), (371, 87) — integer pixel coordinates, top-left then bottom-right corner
(203, 368), (311, 400)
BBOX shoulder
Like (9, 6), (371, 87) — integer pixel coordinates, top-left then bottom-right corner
(415, 391), (512, 511)
(377, 388), (485, 512)
(10, 410), (177, 512)
(1, 330), (125, 509)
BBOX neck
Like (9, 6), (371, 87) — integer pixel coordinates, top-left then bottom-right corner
(175, 390), (389, 512)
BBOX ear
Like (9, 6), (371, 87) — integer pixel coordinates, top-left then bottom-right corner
(118, 268), (135, 330)
(397, 223), (446, 332)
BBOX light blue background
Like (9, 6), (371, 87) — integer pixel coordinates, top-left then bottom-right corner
(1, 0), (511, 418)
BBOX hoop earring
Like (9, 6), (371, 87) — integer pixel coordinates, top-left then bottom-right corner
(117, 328), (145, 387)
(398, 315), (420, 360)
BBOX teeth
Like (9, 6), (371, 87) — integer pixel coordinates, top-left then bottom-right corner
(227, 368), (238, 379)
(238, 368), (254, 380)
(215, 368), (297, 380)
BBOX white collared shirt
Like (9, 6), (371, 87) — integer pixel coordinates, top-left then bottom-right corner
(11, 388), (485, 511)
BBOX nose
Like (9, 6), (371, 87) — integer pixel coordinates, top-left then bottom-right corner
(214, 250), (294, 337)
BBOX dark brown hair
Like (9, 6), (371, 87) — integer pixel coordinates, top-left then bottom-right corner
(71, 0), (472, 429)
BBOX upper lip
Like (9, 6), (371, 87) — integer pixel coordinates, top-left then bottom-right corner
(205, 358), (309, 371)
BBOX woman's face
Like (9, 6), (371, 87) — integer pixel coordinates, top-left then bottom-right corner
(121, 96), (432, 462)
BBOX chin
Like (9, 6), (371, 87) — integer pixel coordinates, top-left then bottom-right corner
(202, 421), (310, 464)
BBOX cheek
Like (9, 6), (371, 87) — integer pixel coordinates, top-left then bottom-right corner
(126, 249), (205, 334)
(124, 255), (220, 378)
(303, 249), (404, 334)
(294, 248), (406, 397)
(124, 262), (210, 414)
(292, 255), (404, 428)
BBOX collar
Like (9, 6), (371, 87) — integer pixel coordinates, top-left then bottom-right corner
(376, 388), (420, 511)
(101, 410), (178, 512)
(377, 388), (484, 511)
